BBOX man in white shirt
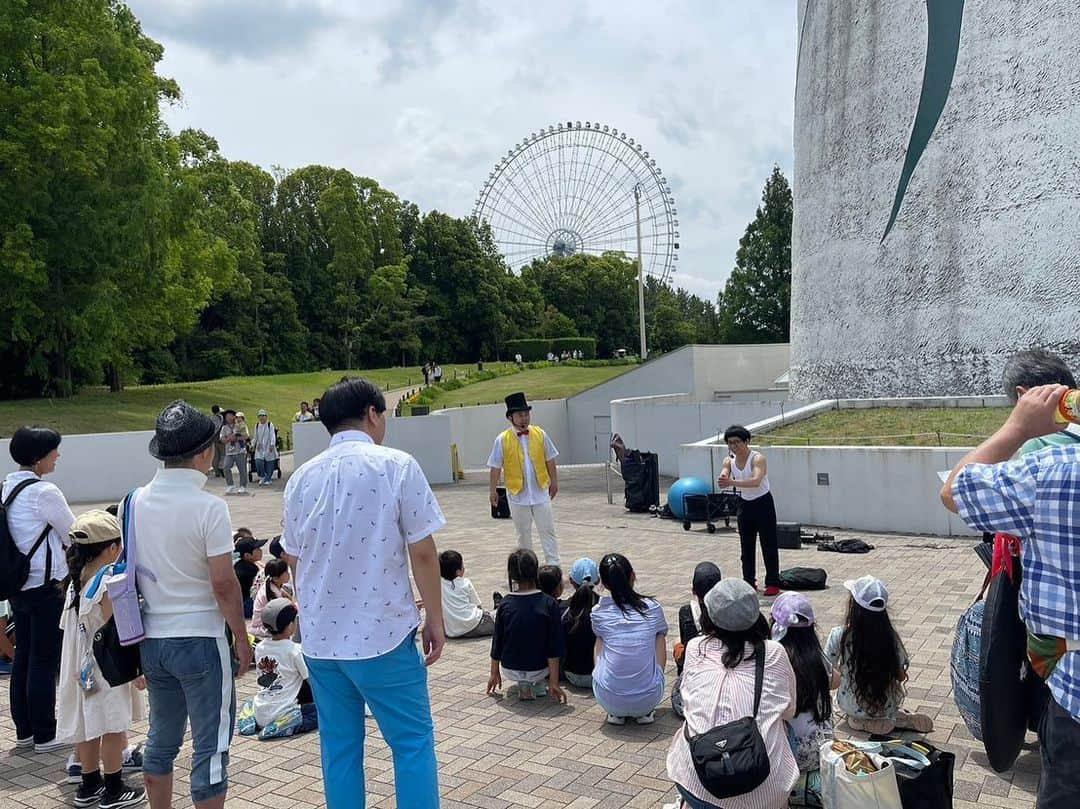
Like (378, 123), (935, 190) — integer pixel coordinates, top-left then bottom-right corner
(137, 401), (251, 809)
(487, 392), (561, 566)
(281, 377), (446, 809)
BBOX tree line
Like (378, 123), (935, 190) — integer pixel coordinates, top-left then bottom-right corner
(0, 2), (791, 398)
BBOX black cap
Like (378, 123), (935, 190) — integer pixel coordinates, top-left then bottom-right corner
(268, 535), (284, 559)
(691, 561), (722, 598)
(504, 392), (532, 417)
(235, 536), (267, 557)
(148, 400), (218, 462)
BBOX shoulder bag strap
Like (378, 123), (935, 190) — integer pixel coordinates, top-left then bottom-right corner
(119, 487), (140, 571)
(3, 477), (40, 507)
(6, 479), (53, 578)
(752, 640), (765, 718)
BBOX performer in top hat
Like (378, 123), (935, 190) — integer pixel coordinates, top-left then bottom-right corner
(487, 392), (561, 566)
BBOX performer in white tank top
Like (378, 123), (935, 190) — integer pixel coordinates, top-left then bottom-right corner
(717, 425), (782, 596)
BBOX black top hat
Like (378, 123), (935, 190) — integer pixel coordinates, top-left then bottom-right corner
(148, 400), (219, 461)
(504, 392), (532, 417)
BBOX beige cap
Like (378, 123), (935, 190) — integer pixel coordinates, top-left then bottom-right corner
(69, 510), (122, 545)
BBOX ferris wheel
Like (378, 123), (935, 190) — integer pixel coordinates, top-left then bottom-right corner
(473, 121), (679, 282)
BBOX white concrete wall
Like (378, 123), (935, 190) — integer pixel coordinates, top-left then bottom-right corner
(0, 431), (161, 505)
(690, 344), (790, 398)
(611, 394), (811, 476)
(790, 1), (1080, 397)
(292, 417), (456, 485)
(433, 399), (570, 470)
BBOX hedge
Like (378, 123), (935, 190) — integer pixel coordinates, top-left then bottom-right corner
(504, 337), (597, 361)
(550, 337), (596, 359)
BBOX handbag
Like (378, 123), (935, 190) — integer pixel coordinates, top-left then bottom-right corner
(820, 741), (903, 809)
(683, 641), (771, 799)
(92, 615), (141, 687)
(106, 489), (147, 646)
(881, 740), (954, 809)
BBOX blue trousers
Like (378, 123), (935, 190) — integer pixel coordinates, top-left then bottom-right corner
(305, 632), (438, 809)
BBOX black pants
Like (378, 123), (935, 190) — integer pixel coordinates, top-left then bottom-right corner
(736, 492), (781, 588)
(8, 583), (64, 743)
(1038, 698), (1080, 808)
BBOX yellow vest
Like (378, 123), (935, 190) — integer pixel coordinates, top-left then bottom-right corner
(501, 426), (550, 495)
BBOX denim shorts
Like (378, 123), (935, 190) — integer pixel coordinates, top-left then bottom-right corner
(141, 636), (236, 803)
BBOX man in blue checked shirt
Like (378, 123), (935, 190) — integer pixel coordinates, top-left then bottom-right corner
(942, 383), (1080, 809)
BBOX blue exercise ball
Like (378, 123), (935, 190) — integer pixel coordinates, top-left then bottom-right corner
(668, 477), (711, 520)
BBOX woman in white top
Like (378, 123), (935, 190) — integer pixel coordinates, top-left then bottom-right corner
(252, 409), (279, 486)
(717, 425), (782, 596)
(666, 578), (797, 809)
(2, 426), (76, 752)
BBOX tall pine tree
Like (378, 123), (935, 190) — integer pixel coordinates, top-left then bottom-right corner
(718, 166), (793, 343)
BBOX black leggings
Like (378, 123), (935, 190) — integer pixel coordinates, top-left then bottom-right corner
(737, 492), (781, 588)
(8, 583), (64, 743)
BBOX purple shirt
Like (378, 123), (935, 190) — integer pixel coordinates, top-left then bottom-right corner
(591, 596), (668, 716)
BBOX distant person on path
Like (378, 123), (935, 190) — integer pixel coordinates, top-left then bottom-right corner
(433, 364), (443, 384)
(294, 402), (314, 423)
(312, 398), (321, 421)
(717, 425), (781, 597)
(515, 353), (523, 367)
(138, 400), (251, 809)
(942, 383), (1080, 808)
(252, 409), (279, 486)
(421, 363), (430, 386)
(3, 426), (75, 752)
(281, 377), (446, 809)
(487, 392), (561, 566)
(218, 410), (247, 495)
(210, 405), (225, 478)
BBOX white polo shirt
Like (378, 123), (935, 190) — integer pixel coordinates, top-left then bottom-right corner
(282, 430), (446, 660)
(135, 469), (235, 638)
(486, 429), (559, 506)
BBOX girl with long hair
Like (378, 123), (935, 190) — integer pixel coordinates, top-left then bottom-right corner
(487, 549), (567, 702)
(769, 592), (836, 778)
(249, 559), (292, 639)
(591, 553), (668, 725)
(561, 557), (601, 688)
(823, 576), (933, 734)
(667, 579), (798, 809)
(56, 510), (146, 809)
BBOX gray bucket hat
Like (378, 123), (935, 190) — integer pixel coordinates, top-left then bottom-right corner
(704, 578), (762, 632)
(148, 400), (218, 461)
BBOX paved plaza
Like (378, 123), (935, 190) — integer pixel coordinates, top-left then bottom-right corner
(1, 464), (1042, 808)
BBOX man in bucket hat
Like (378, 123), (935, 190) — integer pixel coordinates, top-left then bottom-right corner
(137, 400), (251, 809)
(487, 392), (561, 565)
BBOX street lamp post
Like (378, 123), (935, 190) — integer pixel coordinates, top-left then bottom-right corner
(634, 184), (647, 360)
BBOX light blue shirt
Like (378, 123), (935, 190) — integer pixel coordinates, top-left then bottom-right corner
(590, 596), (668, 716)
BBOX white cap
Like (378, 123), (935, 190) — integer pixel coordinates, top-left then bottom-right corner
(843, 575), (889, 612)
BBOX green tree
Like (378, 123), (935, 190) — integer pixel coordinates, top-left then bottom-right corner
(718, 166), (793, 343)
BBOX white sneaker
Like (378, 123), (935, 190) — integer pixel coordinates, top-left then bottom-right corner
(634, 711), (656, 725)
(606, 714), (626, 726)
(237, 486), (247, 494)
(15, 735), (33, 748)
(34, 738), (69, 753)
(225, 486), (236, 495)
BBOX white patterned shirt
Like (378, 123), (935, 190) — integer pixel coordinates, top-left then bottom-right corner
(282, 430), (445, 660)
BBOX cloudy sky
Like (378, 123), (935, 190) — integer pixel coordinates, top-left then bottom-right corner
(129, 0), (797, 301)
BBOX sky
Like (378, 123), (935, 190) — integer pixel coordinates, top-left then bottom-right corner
(128, 0), (797, 302)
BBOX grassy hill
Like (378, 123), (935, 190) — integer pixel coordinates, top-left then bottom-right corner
(755, 406), (1010, 447)
(0, 364), (486, 441)
(413, 365), (634, 412)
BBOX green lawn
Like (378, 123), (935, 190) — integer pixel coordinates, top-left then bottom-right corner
(755, 406), (1010, 447)
(0, 364), (488, 441)
(417, 365), (633, 411)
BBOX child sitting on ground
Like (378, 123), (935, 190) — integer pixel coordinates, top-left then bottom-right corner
(561, 558), (600, 688)
(238, 599), (318, 740)
(249, 559), (292, 640)
(824, 576), (933, 734)
(538, 564), (566, 608)
(770, 591), (836, 800)
(671, 561), (722, 717)
(487, 549), (567, 702)
(56, 510), (146, 808)
(440, 550), (495, 638)
(233, 535), (266, 619)
(592, 553), (669, 725)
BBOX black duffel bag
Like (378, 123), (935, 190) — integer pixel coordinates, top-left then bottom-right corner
(683, 641), (770, 799)
(779, 567), (828, 591)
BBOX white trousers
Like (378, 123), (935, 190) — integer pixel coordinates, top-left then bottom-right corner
(510, 500), (560, 566)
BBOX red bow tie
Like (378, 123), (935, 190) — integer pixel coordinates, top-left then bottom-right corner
(517, 430), (530, 436)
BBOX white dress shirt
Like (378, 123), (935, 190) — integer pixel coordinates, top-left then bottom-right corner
(486, 429), (559, 506)
(1, 471), (75, 588)
(282, 430), (446, 660)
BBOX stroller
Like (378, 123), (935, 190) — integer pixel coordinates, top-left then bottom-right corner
(681, 490), (740, 534)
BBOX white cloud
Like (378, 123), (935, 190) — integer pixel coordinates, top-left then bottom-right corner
(132, 0), (796, 296)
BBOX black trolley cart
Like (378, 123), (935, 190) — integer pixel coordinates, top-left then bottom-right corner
(681, 490), (740, 533)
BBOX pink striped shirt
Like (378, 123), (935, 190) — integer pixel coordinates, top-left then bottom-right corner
(666, 637), (798, 809)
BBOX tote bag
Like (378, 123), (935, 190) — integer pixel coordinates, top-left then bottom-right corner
(820, 742), (902, 809)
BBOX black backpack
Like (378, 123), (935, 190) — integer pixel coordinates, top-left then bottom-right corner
(683, 641), (771, 799)
(779, 567), (828, 591)
(0, 479), (50, 600)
